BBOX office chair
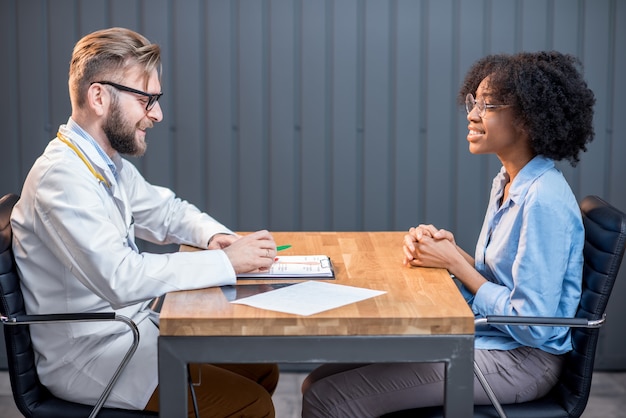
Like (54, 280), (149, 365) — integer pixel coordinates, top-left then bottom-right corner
(384, 195), (626, 418)
(0, 193), (157, 418)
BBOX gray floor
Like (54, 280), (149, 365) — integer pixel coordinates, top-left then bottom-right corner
(0, 370), (624, 417)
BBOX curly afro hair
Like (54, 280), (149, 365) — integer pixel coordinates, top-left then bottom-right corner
(458, 51), (595, 166)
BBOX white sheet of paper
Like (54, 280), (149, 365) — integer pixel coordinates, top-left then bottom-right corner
(230, 280), (386, 316)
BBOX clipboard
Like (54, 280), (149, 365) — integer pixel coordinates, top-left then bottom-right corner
(237, 255), (335, 279)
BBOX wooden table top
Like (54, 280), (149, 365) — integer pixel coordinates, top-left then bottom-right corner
(160, 231), (474, 337)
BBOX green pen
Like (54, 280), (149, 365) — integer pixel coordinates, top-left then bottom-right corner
(277, 245), (292, 251)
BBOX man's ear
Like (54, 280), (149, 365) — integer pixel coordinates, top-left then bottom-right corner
(87, 83), (109, 117)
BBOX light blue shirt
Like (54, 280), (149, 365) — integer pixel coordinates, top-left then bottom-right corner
(66, 117), (120, 181)
(460, 156), (583, 355)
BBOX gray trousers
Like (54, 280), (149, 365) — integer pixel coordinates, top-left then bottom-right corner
(301, 346), (564, 418)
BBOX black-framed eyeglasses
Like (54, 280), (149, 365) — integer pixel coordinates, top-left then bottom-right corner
(465, 93), (509, 118)
(92, 81), (163, 111)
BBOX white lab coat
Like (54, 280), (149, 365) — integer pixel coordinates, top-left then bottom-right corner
(10, 121), (237, 409)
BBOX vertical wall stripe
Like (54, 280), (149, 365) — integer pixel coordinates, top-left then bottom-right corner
(327, 0), (336, 229)
(262, 0), (270, 227)
(484, 0), (492, 54)
(416, 1), (426, 226)
(356, 0), (365, 230)
(388, 0), (397, 229)
(515, 0), (522, 51)
(43, 1), (52, 139)
(229, 1), (242, 224)
(546, 0), (555, 49)
(169, 2), (180, 190)
(198, 0), (207, 210)
(603, 0), (616, 200)
(2, 0), (20, 187)
(572, 0), (586, 193)
(450, 0), (460, 233)
(293, 0), (303, 230)
(324, 0), (333, 229)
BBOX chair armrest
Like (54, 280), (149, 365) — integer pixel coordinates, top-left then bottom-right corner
(475, 314), (605, 329)
(1, 312), (139, 418)
(2, 312), (116, 324)
(472, 313), (606, 418)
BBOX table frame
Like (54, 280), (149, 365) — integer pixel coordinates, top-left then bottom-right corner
(158, 334), (474, 417)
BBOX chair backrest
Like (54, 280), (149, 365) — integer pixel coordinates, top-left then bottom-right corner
(0, 192), (48, 417)
(551, 195), (626, 417)
(1, 193), (156, 418)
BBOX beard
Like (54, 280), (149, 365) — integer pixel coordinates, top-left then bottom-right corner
(103, 99), (147, 157)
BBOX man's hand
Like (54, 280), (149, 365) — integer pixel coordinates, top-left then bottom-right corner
(221, 230), (277, 274)
(208, 233), (240, 250)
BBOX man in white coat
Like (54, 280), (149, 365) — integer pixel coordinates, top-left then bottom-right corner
(10, 27), (279, 417)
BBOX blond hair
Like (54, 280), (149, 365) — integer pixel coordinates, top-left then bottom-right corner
(69, 27), (161, 108)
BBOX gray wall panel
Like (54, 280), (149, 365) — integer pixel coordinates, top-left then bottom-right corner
(172, 0), (205, 205)
(110, 0), (140, 29)
(205, 0), (238, 226)
(331, 0), (361, 231)
(268, 0), (298, 231)
(598, 0), (626, 371)
(77, 0), (107, 37)
(141, 1), (175, 189)
(363, 0), (392, 231)
(454, 1), (489, 249)
(424, 0), (456, 231)
(47, 1), (74, 136)
(579, 1), (612, 200)
(238, 0), (269, 230)
(0, 0), (20, 192)
(393, 0), (423, 232)
(300, 0), (330, 231)
(17, 0), (48, 182)
(520, 1), (549, 50)
(1, 0), (624, 369)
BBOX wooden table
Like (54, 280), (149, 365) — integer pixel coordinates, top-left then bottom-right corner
(158, 231), (474, 417)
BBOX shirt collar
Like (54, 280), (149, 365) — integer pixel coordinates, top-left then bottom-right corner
(65, 117), (121, 181)
(494, 155), (555, 206)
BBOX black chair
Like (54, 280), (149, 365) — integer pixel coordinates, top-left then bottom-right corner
(385, 195), (626, 418)
(0, 193), (157, 418)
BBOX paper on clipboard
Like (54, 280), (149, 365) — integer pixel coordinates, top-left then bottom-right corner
(237, 255), (335, 279)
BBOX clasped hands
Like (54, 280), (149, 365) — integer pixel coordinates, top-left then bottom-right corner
(402, 224), (458, 269)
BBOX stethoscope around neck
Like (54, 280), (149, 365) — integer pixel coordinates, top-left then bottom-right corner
(56, 131), (111, 188)
(57, 131), (138, 251)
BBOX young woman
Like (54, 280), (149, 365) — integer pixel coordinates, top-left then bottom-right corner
(301, 51), (596, 417)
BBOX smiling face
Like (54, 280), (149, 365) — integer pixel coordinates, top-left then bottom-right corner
(101, 66), (163, 157)
(466, 76), (526, 160)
